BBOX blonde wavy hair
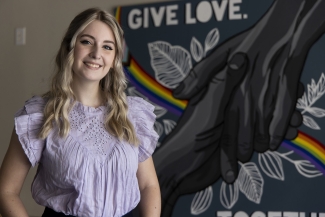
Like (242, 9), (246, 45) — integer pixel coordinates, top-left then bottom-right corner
(39, 8), (138, 145)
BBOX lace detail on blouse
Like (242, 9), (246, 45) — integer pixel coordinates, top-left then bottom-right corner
(70, 105), (87, 132)
(69, 103), (112, 157)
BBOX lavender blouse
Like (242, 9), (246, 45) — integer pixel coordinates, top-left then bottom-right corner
(14, 96), (159, 217)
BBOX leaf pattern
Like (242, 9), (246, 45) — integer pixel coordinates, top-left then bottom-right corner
(237, 162), (264, 204)
(190, 37), (204, 62)
(298, 74), (325, 109)
(303, 115), (320, 130)
(305, 107), (325, 118)
(294, 160), (323, 178)
(258, 151), (285, 181)
(220, 181), (239, 209)
(296, 93), (308, 109)
(154, 121), (164, 137)
(296, 73), (325, 130)
(152, 104), (168, 119)
(148, 41), (192, 89)
(307, 82), (316, 105)
(306, 74), (325, 106)
(191, 186), (213, 215)
(275, 151), (322, 179)
(163, 119), (177, 135)
(204, 28), (220, 56)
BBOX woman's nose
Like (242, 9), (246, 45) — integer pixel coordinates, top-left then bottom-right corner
(89, 47), (101, 60)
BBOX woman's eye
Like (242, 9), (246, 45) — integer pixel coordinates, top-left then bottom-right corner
(80, 40), (91, 45)
(103, 45), (113, 50)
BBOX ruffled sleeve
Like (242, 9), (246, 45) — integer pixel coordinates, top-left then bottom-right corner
(127, 96), (159, 162)
(14, 96), (46, 167)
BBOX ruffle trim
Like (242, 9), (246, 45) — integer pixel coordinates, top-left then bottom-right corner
(14, 96), (46, 167)
(127, 96), (159, 162)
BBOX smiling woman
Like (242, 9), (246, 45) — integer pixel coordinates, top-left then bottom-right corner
(0, 8), (161, 217)
(72, 20), (116, 85)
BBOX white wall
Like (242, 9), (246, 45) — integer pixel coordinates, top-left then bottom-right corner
(0, 0), (174, 216)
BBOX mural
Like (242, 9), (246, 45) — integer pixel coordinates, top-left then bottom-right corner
(116, 0), (325, 216)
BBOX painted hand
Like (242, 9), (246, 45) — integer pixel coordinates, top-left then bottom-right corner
(153, 1), (325, 216)
(218, 0), (325, 183)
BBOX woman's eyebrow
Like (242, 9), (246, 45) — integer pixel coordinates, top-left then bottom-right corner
(80, 34), (115, 45)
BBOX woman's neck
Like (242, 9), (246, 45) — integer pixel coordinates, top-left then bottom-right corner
(71, 80), (104, 108)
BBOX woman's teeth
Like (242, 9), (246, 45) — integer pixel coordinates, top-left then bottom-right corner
(85, 62), (100, 68)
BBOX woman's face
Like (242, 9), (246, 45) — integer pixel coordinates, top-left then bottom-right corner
(72, 20), (116, 84)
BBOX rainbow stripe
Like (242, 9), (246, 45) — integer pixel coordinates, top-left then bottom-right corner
(124, 59), (187, 116)
(282, 131), (325, 175)
(115, 7), (121, 24)
(116, 6), (325, 177)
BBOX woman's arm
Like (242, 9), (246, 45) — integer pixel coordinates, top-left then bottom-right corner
(0, 129), (31, 217)
(137, 156), (161, 217)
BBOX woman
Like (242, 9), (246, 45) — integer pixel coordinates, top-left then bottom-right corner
(0, 8), (161, 217)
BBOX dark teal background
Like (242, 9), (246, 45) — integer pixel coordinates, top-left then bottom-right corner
(119, 0), (325, 216)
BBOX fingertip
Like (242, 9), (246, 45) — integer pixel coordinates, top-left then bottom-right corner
(285, 127), (298, 140)
(220, 145), (238, 184)
(172, 82), (185, 98)
(237, 154), (251, 163)
(237, 142), (253, 162)
(172, 69), (199, 99)
(228, 52), (248, 70)
(269, 136), (283, 150)
(290, 110), (303, 127)
(254, 134), (269, 153)
(269, 143), (278, 151)
(224, 170), (236, 184)
(255, 144), (269, 153)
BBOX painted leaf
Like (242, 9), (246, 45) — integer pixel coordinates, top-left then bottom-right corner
(127, 87), (148, 100)
(307, 107), (325, 118)
(163, 119), (177, 135)
(148, 41), (192, 89)
(191, 186), (213, 215)
(296, 93), (307, 109)
(318, 73), (325, 93)
(311, 78), (317, 89)
(237, 162), (264, 204)
(190, 37), (204, 62)
(297, 73), (325, 110)
(220, 181), (239, 209)
(258, 151), (284, 181)
(307, 83), (316, 105)
(204, 28), (220, 56)
(294, 160), (322, 178)
(154, 121), (164, 137)
(303, 115), (320, 130)
(307, 73), (325, 106)
(127, 87), (167, 118)
(152, 104), (167, 119)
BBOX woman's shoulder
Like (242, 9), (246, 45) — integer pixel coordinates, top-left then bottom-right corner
(15, 95), (48, 116)
(126, 96), (155, 112)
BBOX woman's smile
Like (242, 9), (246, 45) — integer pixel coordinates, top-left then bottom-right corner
(83, 61), (102, 69)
